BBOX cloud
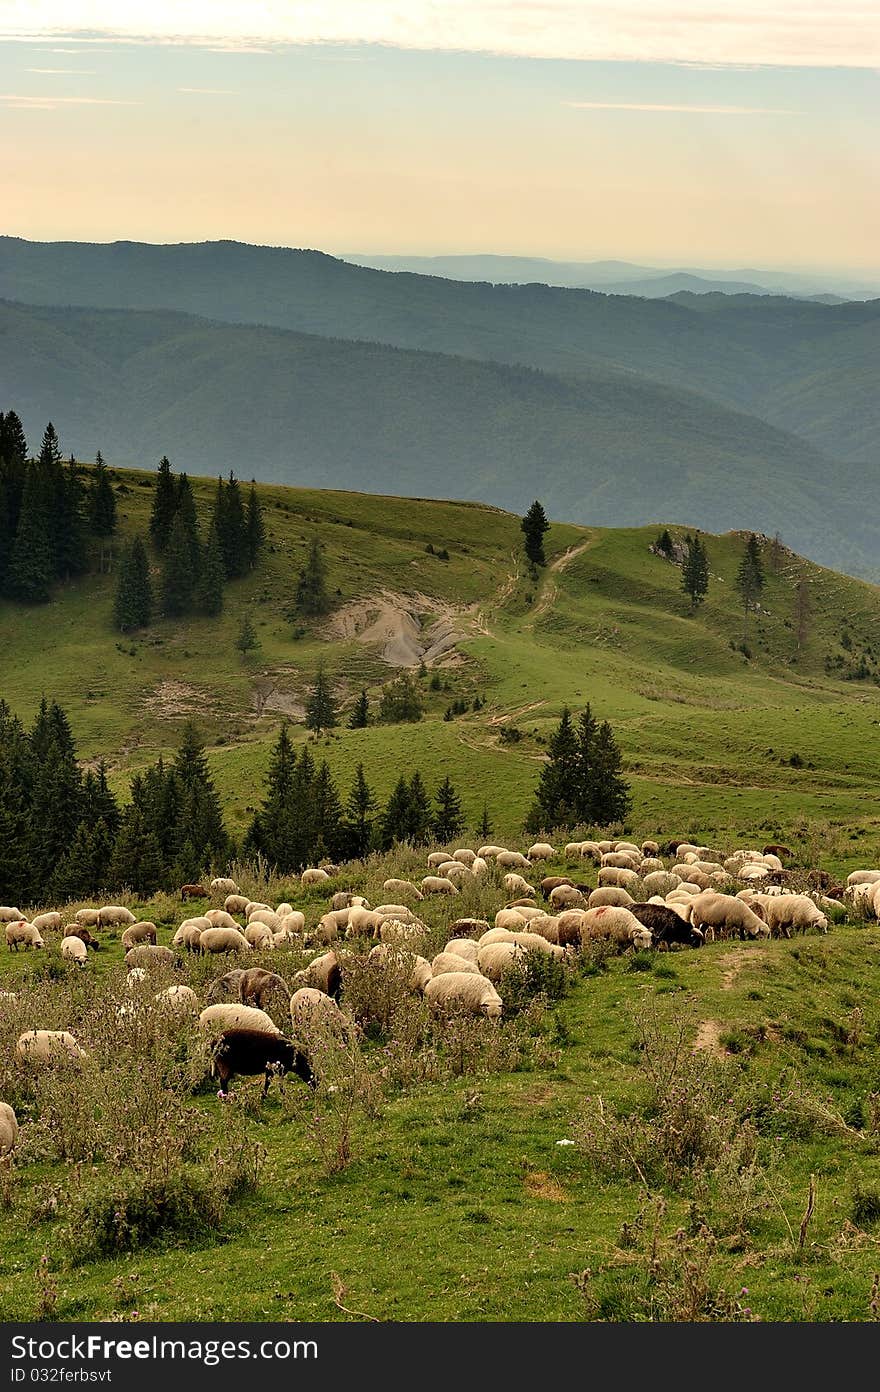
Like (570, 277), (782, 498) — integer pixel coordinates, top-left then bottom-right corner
(565, 100), (804, 114)
(0, 2), (877, 68)
(0, 92), (137, 108)
(177, 86), (237, 94)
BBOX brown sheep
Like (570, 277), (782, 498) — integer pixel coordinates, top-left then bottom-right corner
(121, 922), (158, 952)
(180, 884), (207, 901)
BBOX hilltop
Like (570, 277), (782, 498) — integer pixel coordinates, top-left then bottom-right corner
(2, 467), (880, 868)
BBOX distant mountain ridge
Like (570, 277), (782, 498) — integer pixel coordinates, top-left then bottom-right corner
(0, 296), (876, 580)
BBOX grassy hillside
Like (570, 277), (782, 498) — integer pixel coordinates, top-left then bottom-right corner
(2, 237), (878, 469)
(2, 299), (875, 579)
(2, 467), (880, 869)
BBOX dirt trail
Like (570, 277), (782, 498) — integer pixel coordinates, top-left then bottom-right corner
(529, 540), (593, 624)
(693, 1019), (726, 1058)
(694, 947), (765, 1058)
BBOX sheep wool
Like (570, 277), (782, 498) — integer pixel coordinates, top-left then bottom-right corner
(0, 1101), (18, 1155)
(16, 1030), (86, 1063)
(198, 1003), (282, 1038)
(424, 972), (503, 1019)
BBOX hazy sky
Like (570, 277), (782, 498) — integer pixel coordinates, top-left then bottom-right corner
(1, 3), (878, 272)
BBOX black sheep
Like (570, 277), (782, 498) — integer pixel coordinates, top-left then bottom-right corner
(630, 902), (703, 949)
(211, 1028), (314, 1098)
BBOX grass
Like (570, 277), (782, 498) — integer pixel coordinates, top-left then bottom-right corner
(2, 466), (880, 873)
(3, 853), (880, 1322)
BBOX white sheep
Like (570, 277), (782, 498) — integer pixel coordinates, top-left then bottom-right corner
(206, 909), (242, 931)
(199, 926), (252, 954)
(0, 906), (24, 922)
(496, 850), (531, 870)
(441, 938), (481, 963)
(452, 849), (477, 866)
(211, 877), (240, 895)
(154, 984), (199, 1016)
(97, 905), (136, 929)
(224, 894), (250, 915)
(549, 884), (587, 910)
(754, 894), (828, 938)
(477, 940), (527, 982)
(245, 923), (276, 950)
(5, 921), (45, 951)
(420, 876), (459, 896)
(198, 1003), (281, 1037)
(432, 951), (482, 977)
(31, 911), (62, 934)
(61, 935), (88, 965)
(588, 887), (634, 908)
(16, 1030), (86, 1063)
(289, 987), (352, 1044)
(367, 944), (432, 992)
(74, 908), (100, 927)
(301, 867), (331, 886)
(424, 972), (502, 1019)
(0, 1102), (18, 1155)
(527, 843), (556, 861)
(121, 922), (158, 952)
(382, 878), (424, 902)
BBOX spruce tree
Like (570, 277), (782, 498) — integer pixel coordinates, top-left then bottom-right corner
(0, 702), (34, 903)
(590, 721), (632, 825)
(222, 472), (248, 578)
(197, 518), (225, 616)
(161, 512), (198, 616)
(82, 761), (121, 840)
(305, 666), (338, 733)
(348, 688), (370, 728)
(246, 723), (299, 870)
(479, 802), (492, 839)
(406, 771), (434, 844)
(292, 536), (331, 617)
(378, 671), (423, 723)
(173, 722), (228, 864)
(109, 807), (165, 894)
(379, 775), (413, 850)
(434, 775), (464, 841)
(312, 761), (343, 860)
(55, 453), (89, 582)
(149, 456), (177, 552)
(343, 763), (376, 859)
(521, 499), (550, 567)
(235, 611), (260, 659)
(88, 451), (117, 572)
(526, 706), (579, 832)
(114, 536), (152, 631)
(10, 459), (54, 601)
(174, 473), (201, 573)
(28, 700), (84, 889)
(681, 533), (709, 610)
(246, 481), (265, 569)
(736, 533), (765, 635)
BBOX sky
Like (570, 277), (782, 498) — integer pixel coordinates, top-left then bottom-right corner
(0, 2), (878, 274)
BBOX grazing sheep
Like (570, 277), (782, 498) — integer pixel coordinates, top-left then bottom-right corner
(74, 908), (100, 927)
(631, 903), (703, 949)
(754, 894), (828, 937)
(420, 876), (459, 896)
(442, 938), (481, 963)
(211, 1028), (313, 1099)
(180, 884), (207, 902)
(248, 909), (282, 931)
(494, 908), (529, 932)
(511, 932), (565, 960)
(31, 911), (62, 934)
(0, 907), (23, 923)
(427, 851), (452, 869)
(471, 857), (490, 878)
(477, 845), (506, 860)
(641, 840), (660, 856)
(198, 1003), (281, 1038)
(527, 843), (556, 861)
(688, 892), (768, 942)
(97, 905), (136, 929)
(522, 915), (561, 945)
(379, 918), (427, 948)
(597, 867), (640, 890)
(301, 867), (331, 886)
(555, 909), (588, 947)
(199, 926), (252, 955)
(330, 891), (367, 912)
(206, 909), (242, 931)
(279, 910), (306, 936)
(125, 944), (176, 969)
(477, 940), (527, 982)
(211, 877), (240, 895)
(293, 951), (342, 999)
(382, 878), (424, 902)
(581, 906), (651, 951)
(424, 972), (503, 1019)
(0, 1102), (18, 1155)
(61, 935), (88, 965)
(289, 988), (352, 1045)
(237, 967), (292, 1015)
(549, 884), (587, 910)
(224, 894), (250, 915)
(244, 923), (276, 950)
(172, 923), (204, 951)
(539, 876), (573, 898)
(5, 921), (45, 951)
(846, 870), (880, 887)
(564, 842), (584, 859)
(432, 951), (482, 977)
(642, 871), (681, 897)
(373, 904), (416, 921)
(442, 862), (474, 883)
(496, 850), (531, 870)
(588, 887), (634, 908)
(62, 923), (99, 948)
(121, 922), (158, 952)
(347, 905), (383, 936)
(154, 984), (199, 1016)
(503, 873), (537, 898)
(448, 918), (490, 939)
(244, 901), (271, 918)
(16, 1030), (86, 1063)
(204, 969), (244, 1004)
(482, 926), (521, 945)
(310, 915), (341, 947)
(602, 852), (640, 870)
(453, 849), (477, 866)
(367, 944), (433, 993)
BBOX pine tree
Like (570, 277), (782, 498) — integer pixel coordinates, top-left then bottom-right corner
(379, 775), (413, 850)
(174, 473), (201, 573)
(9, 458), (54, 601)
(656, 529), (674, 558)
(173, 722), (228, 865)
(88, 451), (117, 572)
(221, 472), (249, 578)
(521, 499), (550, 567)
(292, 536), (331, 617)
(82, 760), (121, 840)
(479, 803), (492, 839)
(246, 723), (299, 870)
(0, 702), (34, 903)
(590, 720), (632, 826)
(0, 411), (27, 592)
(109, 807), (165, 894)
(55, 453), (89, 582)
(348, 688), (370, 728)
(312, 761), (343, 860)
(406, 771), (434, 845)
(114, 536), (152, 631)
(681, 532), (709, 610)
(736, 533), (765, 635)
(161, 512), (198, 616)
(28, 700), (84, 889)
(235, 611), (260, 659)
(525, 706), (580, 832)
(52, 817), (115, 901)
(196, 518), (225, 616)
(434, 775), (464, 841)
(305, 666), (338, 733)
(246, 481), (265, 569)
(149, 456), (177, 552)
(343, 763), (376, 859)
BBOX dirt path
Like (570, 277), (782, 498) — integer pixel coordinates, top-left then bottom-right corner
(528, 540), (593, 625)
(693, 1019), (726, 1058)
(694, 947), (765, 1057)
(472, 552), (520, 637)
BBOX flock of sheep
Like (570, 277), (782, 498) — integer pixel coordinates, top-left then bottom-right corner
(0, 834), (873, 1162)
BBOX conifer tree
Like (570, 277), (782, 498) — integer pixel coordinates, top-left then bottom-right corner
(173, 722), (227, 864)
(28, 700), (84, 889)
(312, 761), (343, 860)
(378, 671), (423, 723)
(161, 512), (198, 616)
(246, 481), (265, 569)
(235, 611), (260, 659)
(348, 689), (370, 729)
(149, 456), (177, 552)
(521, 499), (550, 567)
(88, 451), (117, 572)
(56, 453), (89, 582)
(221, 472), (248, 578)
(9, 458), (54, 601)
(434, 775), (464, 841)
(114, 536), (152, 631)
(736, 533), (765, 635)
(292, 536), (331, 617)
(245, 723), (299, 870)
(196, 518), (225, 616)
(406, 771), (434, 845)
(82, 760), (121, 840)
(525, 706), (579, 832)
(174, 473), (201, 572)
(681, 532), (710, 610)
(109, 806), (165, 894)
(479, 803), (492, 839)
(590, 721), (632, 825)
(379, 774), (413, 850)
(305, 665), (338, 733)
(343, 763), (376, 859)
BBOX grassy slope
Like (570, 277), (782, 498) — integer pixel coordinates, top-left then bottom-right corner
(2, 467), (880, 873)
